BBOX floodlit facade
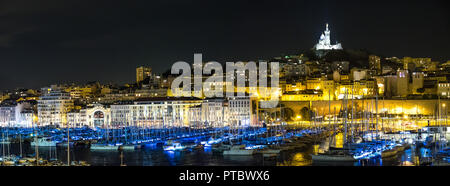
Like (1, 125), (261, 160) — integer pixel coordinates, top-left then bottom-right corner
(103, 97), (257, 129)
(37, 89), (74, 126)
(227, 96), (257, 127)
(67, 104), (111, 128)
(0, 100), (35, 128)
(110, 98), (203, 129)
(438, 82), (450, 98)
(314, 23), (343, 50)
(384, 70), (409, 98)
(369, 55), (381, 74)
(136, 66), (152, 84)
(189, 99), (228, 128)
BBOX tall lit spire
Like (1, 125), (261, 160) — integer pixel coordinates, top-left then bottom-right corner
(314, 23), (342, 50)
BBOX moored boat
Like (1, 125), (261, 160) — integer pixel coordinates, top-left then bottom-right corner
(259, 145), (282, 154)
(263, 153), (278, 159)
(118, 144), (135, 150)
(90, 143), (119, 150)
(31, 137), (57, 147)
(381, 149), (398, 158)
(311, 154), (356, 162)
(163, 141), (185, 151)
(223, 145), (255, 155)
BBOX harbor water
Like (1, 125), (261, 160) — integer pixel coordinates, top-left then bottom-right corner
(1, 142), (444, 166)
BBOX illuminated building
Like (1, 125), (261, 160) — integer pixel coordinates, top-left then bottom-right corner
(384, 70), (409, 98)
(189, 99), (227, 128)
(65, 86), (93, 101)
(18, 109), (34, 128)
(136, 66), (152, 84)
(67, 110), (83, 128)
(411, 72), (425, 94)
(331, 61), (349, 73)
(37, 88), (74, 126)
(337, 83), (359, 99)
(335, 79), (376, 99)
(321, 80), (336, 100)
(402, 57), (440, 72)
(100, 87), (112, 95)
(0, 100), (18, 127)
(333, 71), (341, 82)
(284, 82), (306, 92)
(281, 90), (323, 101)
(188, 97), (257, 128)
(134, 88), (167, 98)
(354, 80), (376, 97)
(314, 23), (343, 50)
(227, 96), (256, 127)
(340, 74), (350, 81)
(67, 103), (111, 128)
(382, 66), (394, 75)
(0, 93), (10, 102)
(350, 68), (368, 81)
(369, 55), (381, 75)
(298, 64), (311, 76)
(110, 97), (202, 128)
(374, 76), (385, 95)
(0, 101), (35, 128)
(101, 93), (137, 103)
(306, 78), (322, 90)
(438, 82), (450, 98)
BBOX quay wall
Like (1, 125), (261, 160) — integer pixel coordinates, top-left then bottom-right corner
(281, 99), (450, 116)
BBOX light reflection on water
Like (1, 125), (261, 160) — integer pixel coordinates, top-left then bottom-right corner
(0, 143), (444, 166)
(278, 153), (312, 166)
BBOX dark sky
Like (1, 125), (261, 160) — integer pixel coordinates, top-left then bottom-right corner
(0, 0), (448, 90)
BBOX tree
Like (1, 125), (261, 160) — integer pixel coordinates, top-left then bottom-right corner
(282, 107), (295, 121)
(299, 107), (312, 121)
(416, 88), (425, 93)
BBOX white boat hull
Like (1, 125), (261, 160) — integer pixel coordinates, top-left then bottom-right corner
(223, 149), (255, 155)
(381, 150), (398, 158)
(260, 149), (281, 154)
(119, 145), (135, 150)
(311, 154), (356, 162)
(31, 142), (57, 147)
(90, 145), (118, 150)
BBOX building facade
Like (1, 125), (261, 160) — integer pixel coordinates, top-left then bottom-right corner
(136, 66), (152, 84)
(37, 89), (74, 126)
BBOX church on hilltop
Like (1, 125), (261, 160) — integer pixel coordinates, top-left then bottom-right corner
(314, 23), (343, 50)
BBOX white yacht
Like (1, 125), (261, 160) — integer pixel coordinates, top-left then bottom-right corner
(31, 137), (57, 147)
(223, 145), (255, 155)
(90, 143), (119, 150)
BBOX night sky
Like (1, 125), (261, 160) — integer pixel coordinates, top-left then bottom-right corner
(0, 0), (448, 90)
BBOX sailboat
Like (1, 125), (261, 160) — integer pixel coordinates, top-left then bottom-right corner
(163, 140), (185, 151)
(31, 136), (57, 147)
(223, 144), (255, 155)
(311, 152), (356, 161)
(90, 126), (119, 150)
(311, 89), (357, 162)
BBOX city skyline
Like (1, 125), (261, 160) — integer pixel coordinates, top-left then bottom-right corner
(0, 0), (449, 169)
(0, 0), (449, 90)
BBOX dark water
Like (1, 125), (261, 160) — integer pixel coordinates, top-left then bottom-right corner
(1, 143), (436, 166)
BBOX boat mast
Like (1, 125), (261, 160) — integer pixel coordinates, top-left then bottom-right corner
(351, 84), (354, 144)
(19, 129), (22, 158)
(67, 119), (70, 166)
(375, 94), (379, 141)
(343, 89), (348, 145)
(328, 90), (331, 147)
(2, 127), (4, 159)
(34, 121), (39, 165)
